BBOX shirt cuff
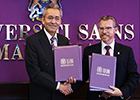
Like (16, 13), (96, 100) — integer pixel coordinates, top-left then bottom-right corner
(56, 82), (60, 90)
(120, 96), (124, 99)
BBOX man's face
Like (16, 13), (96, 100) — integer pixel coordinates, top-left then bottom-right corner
(98, 19), (117, 45)
(42, 8), (61, 36)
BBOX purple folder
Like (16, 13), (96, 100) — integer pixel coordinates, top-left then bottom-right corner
(54, 45), (82, 82)
(89, 53), (116, 91)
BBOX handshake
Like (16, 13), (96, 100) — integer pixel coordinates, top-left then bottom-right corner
(58, 77), (76, 95)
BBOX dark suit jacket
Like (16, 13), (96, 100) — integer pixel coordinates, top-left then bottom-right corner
(25, 29), (69, 100)
(82, 42), (139, 100)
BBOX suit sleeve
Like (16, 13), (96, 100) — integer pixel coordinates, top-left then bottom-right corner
(82, 47), (90, 82)
(119, 47), (139, 99)
(25, 36), (57, 92)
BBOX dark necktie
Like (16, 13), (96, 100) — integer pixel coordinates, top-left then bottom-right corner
(105, 46), (111, 56)
(50, 37), (55, 50)
(102, 46), (111, 99)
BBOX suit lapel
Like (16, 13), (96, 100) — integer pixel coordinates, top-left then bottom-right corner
(57, 34), (65, 46)
(39, 30), (54, 67)
(94, 42), (102, 54)
(114, 42), (121, 57)
(57, 34), (61, 46)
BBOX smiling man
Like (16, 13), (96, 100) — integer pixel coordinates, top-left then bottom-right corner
(98, 18), (117, 45)
(42, 4), (61, 36)
(82, 15), (139, 100)
(25, 3), (74, 100)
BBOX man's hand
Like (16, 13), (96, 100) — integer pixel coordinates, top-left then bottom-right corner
(104, 86), (123, 97)
(59, 83), (73, 95)
(59, 77), (76, 95)
(65, 77), (76, 84)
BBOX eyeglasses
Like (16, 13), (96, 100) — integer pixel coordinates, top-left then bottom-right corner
(45, 15), (61, 21)
(98, 27), (114, 32)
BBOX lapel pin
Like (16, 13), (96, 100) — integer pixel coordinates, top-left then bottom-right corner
(118, 52), (120, 55)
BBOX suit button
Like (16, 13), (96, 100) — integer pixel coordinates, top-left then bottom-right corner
(46, 63), (48, 65)
(99, 95), (102, 98)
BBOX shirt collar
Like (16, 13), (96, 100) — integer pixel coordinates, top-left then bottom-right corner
(43, 28), (58, 41)
(101, 39), (115, 50)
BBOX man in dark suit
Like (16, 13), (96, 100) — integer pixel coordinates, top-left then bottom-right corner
(25, 3), (74, 100)
(82, 15), (139, 100)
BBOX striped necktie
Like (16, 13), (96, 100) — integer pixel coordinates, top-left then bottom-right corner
(50, 37), (55, 50)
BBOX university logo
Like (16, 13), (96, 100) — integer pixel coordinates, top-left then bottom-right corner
(28, 0), (62, 21)
(60, 58), (74, 67)
(60, 58), (66, 65)
(96, 66), (110, 77)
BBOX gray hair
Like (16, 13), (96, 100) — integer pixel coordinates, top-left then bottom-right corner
(98, 15), (117, 28)
(42, 3), (62, 17)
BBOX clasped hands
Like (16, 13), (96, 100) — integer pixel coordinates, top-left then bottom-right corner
(58, 79), (123, 97)
(59, 77), (76, 95)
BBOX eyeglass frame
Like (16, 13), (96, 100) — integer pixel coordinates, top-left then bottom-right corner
(45, 15), (61, 21)
(98, 26), (116, 32)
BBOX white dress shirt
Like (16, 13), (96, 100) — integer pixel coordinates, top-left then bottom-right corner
(44, 28), (58, 47)
(101, 40), (115, 56)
